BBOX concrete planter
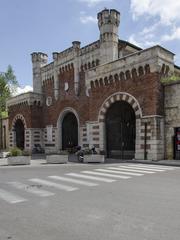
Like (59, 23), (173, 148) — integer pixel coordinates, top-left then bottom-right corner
(0, 152), (10, 158)
(83, 154), (105, 163)
(46, 154), (68, 164)
(7, 156), (31, 166)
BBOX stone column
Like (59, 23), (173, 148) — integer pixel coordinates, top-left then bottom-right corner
(53, 52), (59, 100)
(72, 41), (81, 96)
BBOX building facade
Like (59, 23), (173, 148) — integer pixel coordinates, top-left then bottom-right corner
(7, 9), (180, 160)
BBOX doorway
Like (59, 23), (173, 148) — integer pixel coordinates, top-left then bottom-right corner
(14, 119), (25, 149)
(106, 101), (136, 159)
(62, 112), (78, 150)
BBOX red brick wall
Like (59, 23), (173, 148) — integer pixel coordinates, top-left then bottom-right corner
(8, 69), (163, 129)
(42, 78), (54, 99)
(42, 69), (89, 127)
(88, 72), (162, 121)
(8, 104), (43, 129)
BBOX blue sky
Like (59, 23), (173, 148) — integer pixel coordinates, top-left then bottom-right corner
(1, 0), (180, 93)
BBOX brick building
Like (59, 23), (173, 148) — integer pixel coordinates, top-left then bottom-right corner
(7, 9), (180, 160)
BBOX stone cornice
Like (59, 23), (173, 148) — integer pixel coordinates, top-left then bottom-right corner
(85, 45), (175, 88)
(7, 92), (43, 107)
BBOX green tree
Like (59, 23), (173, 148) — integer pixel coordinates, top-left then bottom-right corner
(0, 65), (18, 149)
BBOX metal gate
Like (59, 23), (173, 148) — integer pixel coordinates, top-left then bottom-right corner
(62, 112), (78, 150)
(106, 101), (136, 159)
(14, 119), (25, 150)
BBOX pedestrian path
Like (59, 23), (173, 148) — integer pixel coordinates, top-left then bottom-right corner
(0, 164), (178, 204)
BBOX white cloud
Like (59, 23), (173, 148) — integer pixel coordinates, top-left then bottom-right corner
(79, 0), (112, 7)
(128, 34), (158, 48)
(13, 85), (33, 96)
(140, 22), (160, 35)
(128, 34), (142, 48)
(129, 0), (180, 68)
(131, 0), (180, 25)
(80, 14), (97, 24)
(129, 0), (180, 49)
(161, 27), (180, 42)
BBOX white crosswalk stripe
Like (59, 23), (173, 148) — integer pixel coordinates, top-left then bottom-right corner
(0, 164), (176, 205)
(7, 181), (55, 197)
(129, 164), (176, 170)
(118, 166), (165, 172)
(66, 173), (116, 183)
(29, 178), (78, 192)
(113, 166), (155, 174)
(82, 171), (131, 179)
(48, 176), (98, 187)
(0, 188), (27, 204)
(100, 168), (144, 176)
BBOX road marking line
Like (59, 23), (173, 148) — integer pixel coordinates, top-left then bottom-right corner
(117, 166), (165, 172)
(29, 178), (78, 192)
(103, 168), (144, 176)
(129, 164), (176, 170)
(48, 176), (98, 187)
(0, 188), (27, 204)
(7, 181), (55, 197)
(82, 171), (131, 179)
(114, 167), (155, 174)
(66, 173), (116, 183)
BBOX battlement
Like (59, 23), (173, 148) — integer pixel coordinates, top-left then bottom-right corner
(97, 9), (120, 30)
(97, 9), (120, 63)
(57, 47), (74, 59)
(72, 41), (81, 49)
(31, 52), (48, 64)
(80, 40), (100, 56)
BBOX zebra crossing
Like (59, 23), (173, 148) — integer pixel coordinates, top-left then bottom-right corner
(0, 164), (178, 204)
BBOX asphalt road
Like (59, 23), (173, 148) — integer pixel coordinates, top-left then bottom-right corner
(0, 162), (179, 240)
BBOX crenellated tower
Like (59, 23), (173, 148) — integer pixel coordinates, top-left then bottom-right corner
(98, 9), (120, 64)
(31, 52), (48, 94)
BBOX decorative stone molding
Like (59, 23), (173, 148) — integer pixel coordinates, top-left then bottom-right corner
(89, 64), (151, 90)
(11, 114), (27, 130)
(98, 92), (142, 122)
(80, 59), (100, 72)
(7, 92), (43, 108)
(59, 63), (74, 73)
(85, 45), (174, 89)
(57, 107), (80, 150)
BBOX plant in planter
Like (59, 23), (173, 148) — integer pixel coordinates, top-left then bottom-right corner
(83, 147), (105, 163)
(7, 147), (31, 166)
(46, 150), (69, 164)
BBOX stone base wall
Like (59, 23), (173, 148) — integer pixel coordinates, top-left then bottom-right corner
(135, 116), (165, 160)
(164, 82), (180, 159)
(8, 115), (165, 161)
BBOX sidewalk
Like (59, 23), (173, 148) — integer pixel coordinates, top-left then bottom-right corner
(105, 158), (180, 167)
(0, 155), (180, 167)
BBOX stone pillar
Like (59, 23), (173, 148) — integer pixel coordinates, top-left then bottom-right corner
(53, 52), (59, 100)
(31, 52), (48, 94)
(72, 41), (81, 95)
(135, 116), (165, 160)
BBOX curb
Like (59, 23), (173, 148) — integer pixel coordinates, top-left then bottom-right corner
(126, 160), (180, 167)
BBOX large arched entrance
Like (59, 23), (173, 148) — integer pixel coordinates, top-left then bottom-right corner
(14, 119), (25, 149)
(106, 101), (136, 159)
(62, 112), (78, 150)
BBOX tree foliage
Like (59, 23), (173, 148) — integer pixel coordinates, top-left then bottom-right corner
(0, 65), (18, 113)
